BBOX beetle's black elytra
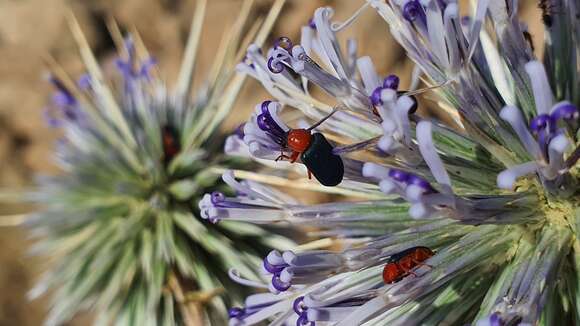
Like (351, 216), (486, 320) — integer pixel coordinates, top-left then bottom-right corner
(300, 133), (344, 186)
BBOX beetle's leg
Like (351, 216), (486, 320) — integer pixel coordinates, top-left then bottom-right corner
(275, 149), (291, 162)
(290, 151), (300, 163)
(399, 265), (418, 277)
(410, 259), (433, 269)
(307, 169), (312, 180)
(275, 154), (290, 162)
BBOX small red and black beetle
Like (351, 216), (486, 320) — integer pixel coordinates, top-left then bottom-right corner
(382, 246), (434, 284)
(162, 125), (180, 165)
(276, 110), (344, 187)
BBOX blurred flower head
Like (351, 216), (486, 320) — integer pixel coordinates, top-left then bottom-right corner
(27, 1), (293, 325)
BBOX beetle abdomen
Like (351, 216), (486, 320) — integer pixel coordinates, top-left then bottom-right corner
(300, 133), (344, 186)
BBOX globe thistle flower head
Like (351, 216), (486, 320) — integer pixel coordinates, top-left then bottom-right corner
(206, 0), (580, 325)
(27, 1), (294, 325)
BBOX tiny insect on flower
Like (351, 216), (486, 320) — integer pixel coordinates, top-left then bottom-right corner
(162, 125), (180, 165)
(274, 109), (345, 186)
(382, 246), (434, 284)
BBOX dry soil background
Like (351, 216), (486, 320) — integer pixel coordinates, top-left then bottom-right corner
(0, 0), (542, 325)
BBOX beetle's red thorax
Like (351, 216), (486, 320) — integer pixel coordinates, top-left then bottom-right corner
(287, 129), (312, 153)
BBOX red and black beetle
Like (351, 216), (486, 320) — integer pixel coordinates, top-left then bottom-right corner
(382, 246), (434, 284)
(276, 110), (344, 187)
(162, 125), (180, 165)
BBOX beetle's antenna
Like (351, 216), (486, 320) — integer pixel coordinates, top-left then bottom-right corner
(307, 107), (339, 131)
(402, 79), (453, 96)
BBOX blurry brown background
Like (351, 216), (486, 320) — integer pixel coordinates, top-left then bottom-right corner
(0, 0), (543, 325)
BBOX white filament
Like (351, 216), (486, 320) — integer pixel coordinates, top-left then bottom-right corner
(525, 61), (554, 116)
(229, 268), (269, 289)
(330, 2), (370, 32)
(362, 162), (390, 180)
(356, 56), (381, 94)
(496, 162), (539, 189)
(499, 106), (543, 160)
(416, 121), (452, 193)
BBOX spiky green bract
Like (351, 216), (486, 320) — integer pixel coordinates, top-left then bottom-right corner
(26, 1), (293, 325)
(543, 0), (580, 105)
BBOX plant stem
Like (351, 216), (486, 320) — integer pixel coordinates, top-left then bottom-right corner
(168, 272), (204, 326)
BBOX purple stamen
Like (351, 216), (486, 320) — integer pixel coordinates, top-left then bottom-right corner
(208, 193), (265, 210)
(263, 258), (285, 274)
(256, 102), (288, 145)
(388, 168), (410, 183)
(77, 74), (92, 90)
(115, 59), (132, 78)
(293, 296), (307, 314)
(529, 114), (551, 133)
(296, 312), (314, 326)
(268, 57), (284, 74)
(403, 1), (425, 23)
(267, 56), (285, 74)
(139, 57), (157, 80)
(257, 113), (286, 141)
(489, 313), (503, 326)
(308, 18), (316, 30)
(49, 77), (76, 108)
(228, 307), (245, 319)
(460, 16), (471, 26)
(551, 104), (579, 121)
(274, 36), (293, 52)
(383, 75), (400, 90)
(407, 174), (436, 193)
(115, 50), (156, 82)
(52, 91), (76, 108)
(370, 86), (384, 106)
(271, 275), (291, 292)
(211, 192), (226, 205)
(261, 101), (272, 114)
(257, 113), (272, 131)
